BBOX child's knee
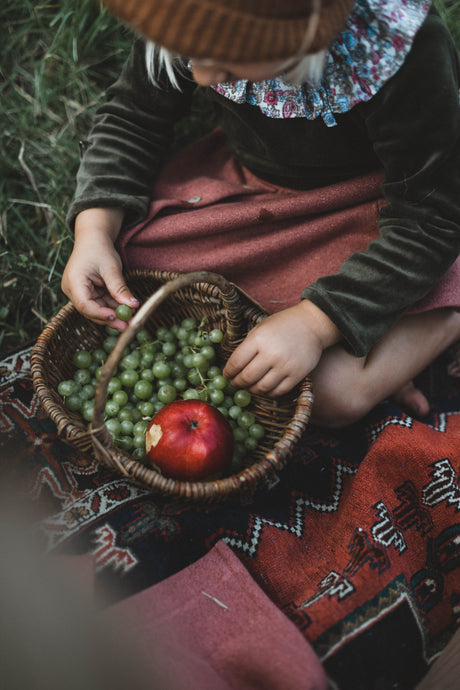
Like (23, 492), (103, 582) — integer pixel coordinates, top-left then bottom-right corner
(309, 352), (372, 428)
(311, 386), (371, 428)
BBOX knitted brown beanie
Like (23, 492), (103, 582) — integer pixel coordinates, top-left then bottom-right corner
(101, 0), (356, 62)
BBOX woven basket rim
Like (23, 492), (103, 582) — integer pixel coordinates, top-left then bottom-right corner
(31, 269), (314, 502)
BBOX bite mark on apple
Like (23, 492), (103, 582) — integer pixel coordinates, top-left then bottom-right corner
(146, 424), (163, 452)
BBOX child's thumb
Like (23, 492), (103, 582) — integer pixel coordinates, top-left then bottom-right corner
(105, 267), (139, 307)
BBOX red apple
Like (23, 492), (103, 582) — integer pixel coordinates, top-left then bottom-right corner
(145, 399), (234, 481)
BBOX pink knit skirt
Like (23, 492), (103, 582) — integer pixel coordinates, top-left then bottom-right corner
(117, 128), (460, 315)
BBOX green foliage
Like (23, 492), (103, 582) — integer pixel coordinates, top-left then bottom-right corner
(0, 0), (131, 353)
(1, 0), (459, 353)
(435, 0), (460, 47)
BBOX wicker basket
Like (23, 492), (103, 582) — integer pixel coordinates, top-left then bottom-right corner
(31, 269), (313, 503)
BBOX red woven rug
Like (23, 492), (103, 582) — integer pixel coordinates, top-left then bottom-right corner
(1, 342), (459, 689)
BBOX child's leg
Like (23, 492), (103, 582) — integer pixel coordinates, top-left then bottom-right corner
(310, 308), (460, 427)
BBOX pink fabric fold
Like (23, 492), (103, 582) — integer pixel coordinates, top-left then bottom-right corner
(103, 541), (328, 690)
(117, 127), (460, 315)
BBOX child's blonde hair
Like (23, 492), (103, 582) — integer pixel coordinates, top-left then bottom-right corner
(145, 41), (327, 88)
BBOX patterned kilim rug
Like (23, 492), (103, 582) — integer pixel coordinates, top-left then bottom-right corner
(1, 342), (460, 689)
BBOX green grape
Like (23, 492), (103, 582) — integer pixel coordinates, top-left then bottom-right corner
(103, 335), (118, 353)
(172, 377), (187, 392)
(105, 400), (120, 418)
(136, 401), (155, 417)
(176, 327), (189, 341)
(198, 388), (208, 401)
(65, 393), (83, 411)
(94, 366), (103, 381)
(244, 436), (259, 451)
(170, 362), (186, 378)
(209, 328), (223, 343)
(233, 426), (248, 442)
(131, 408), (143, 423)
(162, 341), (177, 357)
(211, 374), (227, 390)
(200, 345), (215, 361)
(107, 377), (122, 394)
(120, 352), (141, 370)
(233, 389), (252, 407)
(140, 353), (155, 368)
(157, 384), (177, 404)
(72, 350), (92, 369)
(73, 368), (91, 385)
(225, 380), (238, 395)
(192, 352), (207, 369)
(174, 351), (185, 364)
(206, 365), (221, 379)
(106, 418), (121, 437)
(133, 420), (149, 435)
(136, 328), (151, 344)
(183, 353), (194, 369)
(115, 304), (133, 322)
(81, 402), (95, 422)
(119, 419), (134, 435)
(118, 407), (135, 422)
(249, 423), (265, 440)
(187, 369), (203, 386)
(117, 436), (134, 451)
(134, 380), (154, 400)
(152, 361), (171, 379)
(181, 317), (197, 331)
(133, 434), (147, 450)
(228, 405), (242, 420)
(156, 326), (170, 341)
(209, 388), (225, 405)
(80, 384), (96, 401)
(141, 341), (157, 355)
(155, 379), (172, 391)
(132, 447), (146, 460)
(92, 349), (106, 365)
(238, 411), (256, 428)
(183, 388), (201, 400)
(120, 369), (139, 387)
(58, 380), (77, 397)
(112, 390), (129, 407)
(140, 368), (155, 382)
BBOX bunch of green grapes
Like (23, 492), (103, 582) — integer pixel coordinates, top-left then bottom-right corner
(57, 308), (265, 470)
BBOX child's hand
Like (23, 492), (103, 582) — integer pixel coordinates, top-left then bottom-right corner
(223, 301), (341, 397)
(61, 208), (139, 330)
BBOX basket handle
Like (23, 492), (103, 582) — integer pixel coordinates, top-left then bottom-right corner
(91, 270), (250, 448)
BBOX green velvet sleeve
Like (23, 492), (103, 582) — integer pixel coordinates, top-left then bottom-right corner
(66, 38), (195, 230)
(301, 12), (460, 356)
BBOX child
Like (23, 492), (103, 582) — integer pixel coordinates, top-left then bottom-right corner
(62, 0), (460, 426)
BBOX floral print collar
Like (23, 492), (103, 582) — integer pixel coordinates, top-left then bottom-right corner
(212, 0), (432, 127)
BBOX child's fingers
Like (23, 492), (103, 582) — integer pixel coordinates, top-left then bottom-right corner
(223, 342), (259, 381)
(228, 355), (272, 390)
(104, 265), (139, 309)
(247, 368), (285, 395)
(73, 298), (116, 326)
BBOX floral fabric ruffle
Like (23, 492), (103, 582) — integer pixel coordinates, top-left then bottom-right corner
(213, 0), (432, 127)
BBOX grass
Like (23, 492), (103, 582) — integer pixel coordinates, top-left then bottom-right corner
(1, 0), (459, 355)
(1, 1), (133, 353)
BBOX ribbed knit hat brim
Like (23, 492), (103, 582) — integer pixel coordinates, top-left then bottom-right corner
(102, 0), (356, 61)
